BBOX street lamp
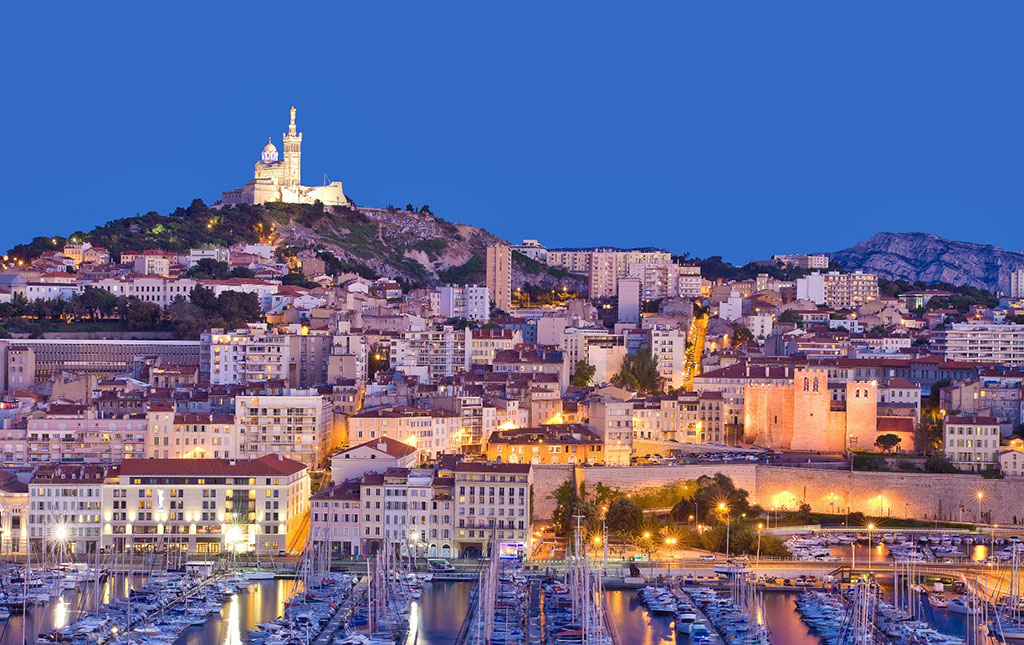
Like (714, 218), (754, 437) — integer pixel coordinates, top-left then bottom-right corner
(867, 523), (875, 569)
(756, 523), (763, 568)
(976, 491), (984, 523)
(665, 537), (677, 575)
(718, 503), (731, 556)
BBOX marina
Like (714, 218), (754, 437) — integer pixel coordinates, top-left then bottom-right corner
(1, 560), (1013, 644)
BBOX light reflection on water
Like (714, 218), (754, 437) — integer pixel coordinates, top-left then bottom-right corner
(0, 577), (973, 645)
(52, 597), (68, 630)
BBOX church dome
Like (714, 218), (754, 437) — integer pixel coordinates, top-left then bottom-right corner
(261, 138), (279, 163)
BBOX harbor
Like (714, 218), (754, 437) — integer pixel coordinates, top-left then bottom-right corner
(0, 562), (1014, 644)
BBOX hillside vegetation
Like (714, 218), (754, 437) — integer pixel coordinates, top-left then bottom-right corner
(8, 199), (585, 292)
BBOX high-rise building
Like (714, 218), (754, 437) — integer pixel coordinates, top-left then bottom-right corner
(1011, 269), (1024, 298)
(796, 271), (879, 309)
(617, 278), (641, 325)
(439, 284), (490, 322)
(486, 244), (512, 312)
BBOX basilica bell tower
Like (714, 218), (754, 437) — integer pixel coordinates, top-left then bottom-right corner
(282, 106), (302, 188)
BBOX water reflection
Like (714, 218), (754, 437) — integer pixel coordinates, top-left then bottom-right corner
(224, 592), (242, 645)
(53, 597), (68, 630)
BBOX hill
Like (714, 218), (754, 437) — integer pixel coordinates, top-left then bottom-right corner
(828, 232), (1024, 292)
(7, 200), (584, 293)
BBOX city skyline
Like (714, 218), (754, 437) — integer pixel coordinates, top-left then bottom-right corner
(4, 3), (1024, 261)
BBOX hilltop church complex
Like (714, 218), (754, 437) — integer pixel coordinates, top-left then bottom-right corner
(221, 107), (349, 207)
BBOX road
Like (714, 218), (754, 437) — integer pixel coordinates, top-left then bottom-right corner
(681, 310), (708, 391)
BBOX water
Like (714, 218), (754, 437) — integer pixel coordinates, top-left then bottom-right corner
(0, 579), (472, 645)
(601, 589), (821, 644)
(0, 577), (976, 645)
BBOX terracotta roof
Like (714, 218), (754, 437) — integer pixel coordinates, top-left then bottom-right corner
(454, 462), (531, 474)
(488, 425), (602, 446)
(946, 415), (999, 425)
(118, 454), (305, 477)
(886, 377), (917, 389)
(32, 464), (111, 484)
(312, 480), (361, 501)
(336, 436), (418, 459)
(174, 413), (234, 425)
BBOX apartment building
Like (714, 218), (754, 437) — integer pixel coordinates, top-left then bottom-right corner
(796, 271), (879, 309)
(388, 327), (472, 382)
(588, 251), (620, 298)
(235, 391), (336, 467)
(26, 405), (148, 465)
(102, 455), (309, 554)
(491, 348), (569, 393)
(469, 328), (521, 365)
(439, 284), (490, 322)
(944, 415), (1001, 472)
(201, 326), (290, 385)
(650, 326), (687, 390)
(146, 407), (238, 459)
(330, 436), (418, 484)
(937, 322), (1024, 366)
(587, 397), (633, 465)
(28, 464), (107, 554)
(0, 339), (200, 389)
(631, 391), (726, 445)
(485, 244), (512, 312)
(545, 249), (593, 274)
(771, 254), (829, 269)
(510, 240), (547, 263)
(1010, 269), (1024, 299)
(310, 479), (362, 556)
(485, 424), (604, 465)
(347, 406), (458, 458)
(453, 462), (531, 559)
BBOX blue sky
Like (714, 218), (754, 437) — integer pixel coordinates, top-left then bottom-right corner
(2, 2), (1022, 262)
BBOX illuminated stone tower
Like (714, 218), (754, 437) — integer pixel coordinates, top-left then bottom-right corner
(282, 106), (302, 187)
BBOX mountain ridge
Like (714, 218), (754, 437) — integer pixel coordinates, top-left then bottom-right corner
(828, 232), (1024, 291)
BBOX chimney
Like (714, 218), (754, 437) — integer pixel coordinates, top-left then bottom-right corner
(278, 454), (284, 461)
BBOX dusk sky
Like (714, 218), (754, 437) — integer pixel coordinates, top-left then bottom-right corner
(3, 2), (1022, 262)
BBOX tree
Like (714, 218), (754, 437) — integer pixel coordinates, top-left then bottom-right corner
(874, 433), (902, 454)
(670, 473), (754, 525)
(229, 266), (255, 279)
(571, 361), (596, 386)
(184, 258), (230, 280)
(778, 309), (801, 323)
(117, 297), (161, 331)
(633, 518), (664, 559)
(611, 348), (664, 395)
(1013, 423), (1024, 439)
(281, 271), (318, 288)
(925, 453), (959, 473)
(550, 474), (599, 545)
(76, 287), (117, 319)
(730, 325), (754, 347)
(604, 498), (643, 539)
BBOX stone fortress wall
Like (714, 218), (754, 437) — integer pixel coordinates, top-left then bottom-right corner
(532, 463), (1024, 525)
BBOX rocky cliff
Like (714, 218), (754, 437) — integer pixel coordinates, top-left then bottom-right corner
(275, 204), (585, 291)
(829, 232), (1024, 291)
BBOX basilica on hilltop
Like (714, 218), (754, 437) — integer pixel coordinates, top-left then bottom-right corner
(221, 107), (349, 207)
